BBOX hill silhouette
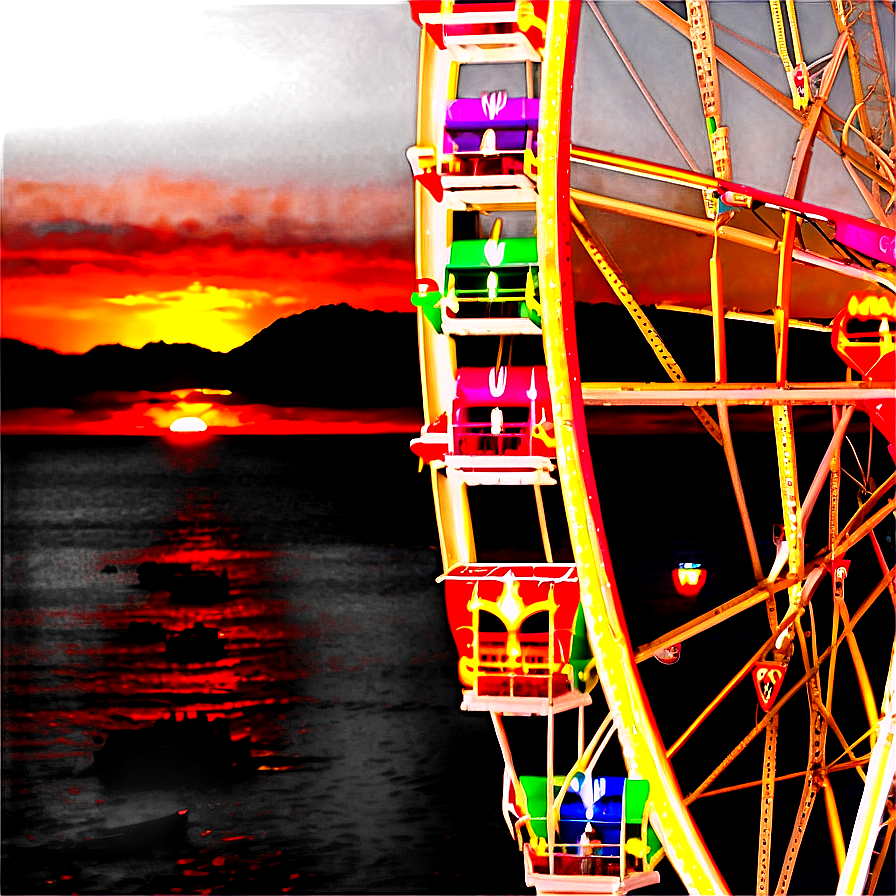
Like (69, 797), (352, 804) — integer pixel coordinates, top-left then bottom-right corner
(224, 305), (419, 407)
(1, 304), (420, 410)
(1, 302), (843, 411)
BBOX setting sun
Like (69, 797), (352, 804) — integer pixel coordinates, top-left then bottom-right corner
(169, 416), (208, 433)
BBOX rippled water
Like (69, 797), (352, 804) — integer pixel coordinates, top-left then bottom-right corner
(1, 436), (522, 895)
(3, 431), (892, 896)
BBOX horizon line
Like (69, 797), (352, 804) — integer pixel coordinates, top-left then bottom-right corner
(1, 303), (417, 356)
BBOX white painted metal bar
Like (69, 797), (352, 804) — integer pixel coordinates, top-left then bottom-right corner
(442, 317), (542, 336)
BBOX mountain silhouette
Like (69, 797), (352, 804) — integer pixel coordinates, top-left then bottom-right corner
(223, 304), (419, 407)
(1, 304), (420, 410)
(1, 302), (843, 411)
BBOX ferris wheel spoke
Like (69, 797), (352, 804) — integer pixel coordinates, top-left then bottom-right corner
(796, 601), (877, 781)
(834, 474), (896, 548)
(842, 154), (893, 226)
(665, 595), (814, 762)
(685, 568), (894, 804)
(756, 714), (780, 895)
(694, 757), (872, 802)
(838, 599), (885, 744)
(815, 699), (869, 783)
(636, 573), (797, 665)
(794, 614), (868, 788)
(569, 199), (724, 444)
(645, 0), (895, 196)
(774, 692), (827, 896)
(832, 1), (895, 148)
(784, 31), (849, 196)
(583, 0), (699, 173)
(569, 184), (894, 290)
(716, 402), (765, 581)
(712, 19), (778, 60)
(638, 0), (799, 121)
(637, 497), (893, 667)
(865, 417), (875, 488)
(407, 3), (893, 891)
(830, 115), (896, 193)
(800, 406), (855, 537)
(829, 725), (878, 770)
(838, 643), (896, 895)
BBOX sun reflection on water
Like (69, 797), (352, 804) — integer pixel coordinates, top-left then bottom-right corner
(1, 388), (423, 435)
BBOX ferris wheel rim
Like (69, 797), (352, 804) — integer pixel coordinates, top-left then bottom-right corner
(407, 1), (894, 892)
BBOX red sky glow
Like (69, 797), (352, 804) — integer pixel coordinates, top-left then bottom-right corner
(0, 389), (423, 436)
(3, 2), (887, 435)
(1, 4), (418, 364)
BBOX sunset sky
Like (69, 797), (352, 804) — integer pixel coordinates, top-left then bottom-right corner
(2, 2), (891, 360)
(2, 3), (420, 354)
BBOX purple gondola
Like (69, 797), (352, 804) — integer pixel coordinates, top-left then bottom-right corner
(445, 93), (539, 154)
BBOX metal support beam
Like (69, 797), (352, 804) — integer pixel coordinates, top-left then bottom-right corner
(757, 716), (780, 895)
(838, 644), (896, 895)
(774, 212), (797, 385)
(569, 187), (894, 291)
(694, 757), (872, 800)
(823, 775), (848, 874)
(801, 406), (855, 537)
(656, 304), (831, 332)
(839, 600), (881, 745)
(570, 199), (723, 443)
(685, 567), (894, 804)
(638, 0), (800, 121)
(637, 496), (895, 662)
(718, 402), (764, 582)
(638, 0), (894, 191)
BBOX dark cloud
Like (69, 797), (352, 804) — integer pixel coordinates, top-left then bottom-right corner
(1, 256), (151, 278)
(3, 177), (414, 249)
(30, 218), (134, 236)
(3, 215), (189, 258)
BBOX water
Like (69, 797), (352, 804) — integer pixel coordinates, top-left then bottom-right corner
(2, 432), (892, 895)
(1, 436), (522, 895)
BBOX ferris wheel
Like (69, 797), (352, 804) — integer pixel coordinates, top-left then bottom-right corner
(405, 2), (894, 894)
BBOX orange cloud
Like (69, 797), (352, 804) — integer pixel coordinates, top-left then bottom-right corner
(2, 244), (415, 353)
(2, 175), (415, 353)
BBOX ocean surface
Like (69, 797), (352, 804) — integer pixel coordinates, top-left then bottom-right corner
(2, 432), (892, 895)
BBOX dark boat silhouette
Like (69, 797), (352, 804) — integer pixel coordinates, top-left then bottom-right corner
(136, 561), (193, 590)
(90, 713), (252, 788)
(165, 622), (226, 663)
(167, 569), (231, 605)
(121, 621), (167, 644)
(83, 808), (190, 855)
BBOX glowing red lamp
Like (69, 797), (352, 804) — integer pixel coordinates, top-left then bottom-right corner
(673, 563), (707, 598)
